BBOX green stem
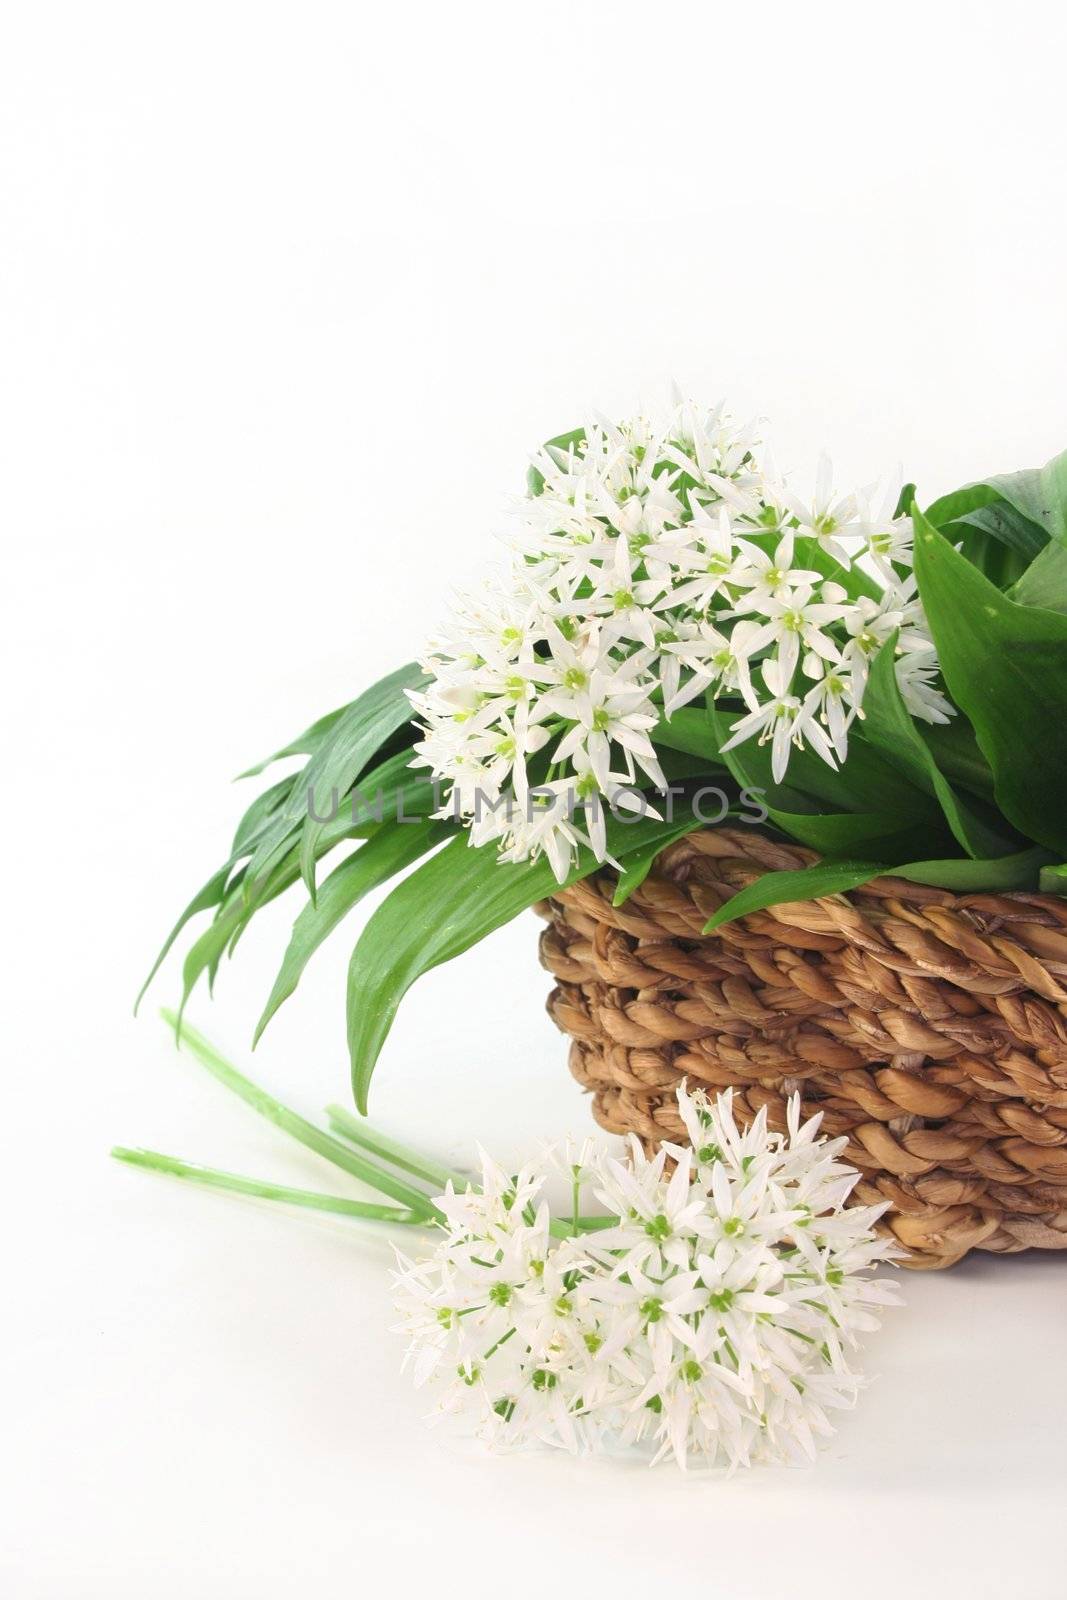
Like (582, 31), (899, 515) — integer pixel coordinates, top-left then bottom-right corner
(111, 1147), (426, 1223)
(148, 1014), (621, 1240)
(549, 1215), (616, 1239)
(482, 1325), (516, 1362)
(324, 1104), (466, 1192)
(159, 1009), (439, 1221)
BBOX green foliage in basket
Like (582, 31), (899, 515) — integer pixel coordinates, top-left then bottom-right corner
(142, 399), (1067, 1109)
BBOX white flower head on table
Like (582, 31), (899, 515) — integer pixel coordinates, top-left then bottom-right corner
(392, 1084), (901, 1472)
(409, 394), (949, 880)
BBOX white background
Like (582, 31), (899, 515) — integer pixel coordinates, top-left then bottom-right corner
(3, 3), (1067, 1595)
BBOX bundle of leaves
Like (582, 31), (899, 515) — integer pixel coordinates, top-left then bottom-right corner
(142, 403), (1067, 1112)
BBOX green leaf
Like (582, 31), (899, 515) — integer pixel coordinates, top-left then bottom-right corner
(893, 482), (916, 519)
(136, 861), (235, 1014)
(912, 506), (1067, 856)
(342, 747), (436, 828)
(773, 729), (931, 817)
(895, 847), (1051, 889)
(706, 700), (939, 844)
(111, 1147), (424, 1223)
(300, 745), (436, 843)
(237, 703), (351, 780)
(254, 819), (450, 1043)
(1039, 863), (1067, 896)
(324, 1104), (467, 1190)
(927, 484), (1048, 556)
(760, 812), (948, 858)
(984, 448), (1067, 548)
(652, 707), (726, 765)
(702, 845), (1051, 932)
(235, 693), (429, 905)
(925, 448), (1067, 588)
(611, 813), (711, 905)
(702, 859), (886, 931)
(793, 534), (881, 602)
(139, 775), (303, 1012)
(178, 868), (263, 1017)
(921, 718), (996, 801)
(526, 428), (586, 497)
(168, 745), (449, 1024)
(230, 776), (292, 854)
(298, 662), (427, 900)
(862, 636), (1017, 858)
(1009, 540), (1067, 615)
(653, 745), (728, 784)
(240, 746), (433, 899)
(347, 811), (716, 1111)
(158, 1011), (439, 1218)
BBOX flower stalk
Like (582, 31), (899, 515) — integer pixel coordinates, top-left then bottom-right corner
(114, 1016), (638, 1238)
(110, 1148), (422, 1222)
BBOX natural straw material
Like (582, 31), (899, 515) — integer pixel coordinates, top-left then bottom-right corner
(538, 827), (1067, 1269)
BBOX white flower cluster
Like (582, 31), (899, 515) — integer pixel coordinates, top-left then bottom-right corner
(409, 398), (950, 880)
(392, 1086), (900, 1472)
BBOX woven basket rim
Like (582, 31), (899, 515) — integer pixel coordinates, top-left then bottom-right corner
(538, 825), (1067, 1270)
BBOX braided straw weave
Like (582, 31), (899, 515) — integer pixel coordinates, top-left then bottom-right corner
(537, 827), (1067, 1269)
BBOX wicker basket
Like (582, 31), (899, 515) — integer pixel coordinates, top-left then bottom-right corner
(538, 826), (1067, 1269)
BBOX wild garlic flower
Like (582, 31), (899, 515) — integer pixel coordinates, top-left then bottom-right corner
(391, 1085), (901, 1472)
(409, 397), (950, 878)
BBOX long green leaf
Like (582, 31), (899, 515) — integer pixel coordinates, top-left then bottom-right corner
(611, 813), (712, 905)
(758, 812), (946, 858)
(892, 846), (1051, 889)
(913, 506), (1067, 855)
(324, 1104), (466, 1190)
(1010, 540), (1067, 615)
(160, 1011), (439, 1218)
(925, 448), (1067, 588)
(136, 861), (236, 1014)
(927, 484), (1047, 562)
(347, 811), (719, 1111)
(794, 534), (881, 601)
(236, 703), (352, 780)
(179, 866), (264, 1019)
(180, 791), (453, 1021)
(862, 636), (1017, 858)
(230, 775), (293, 853)
(139, 772), (312, 1013)
(652, 707), (727, 765)
(702, 845), (1051, 932)
(298, 662), (427, 899)
(1039, 863), (1067, 896)
(702, 689), (938, 820)
(983, 448), (1067, 548)
(702, 859), (886, 931)
(241, 746), (433, 904)
(111, 1147), (423, 1222)
(254, 819), (450, 1043)
(747, 726), (931, 817)
(705, 701), (944, 858)
(921, 718), (995, 801)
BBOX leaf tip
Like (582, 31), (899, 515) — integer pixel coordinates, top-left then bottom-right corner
(160, 1003), (186, 1048)
(701, 908), (731, 934)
